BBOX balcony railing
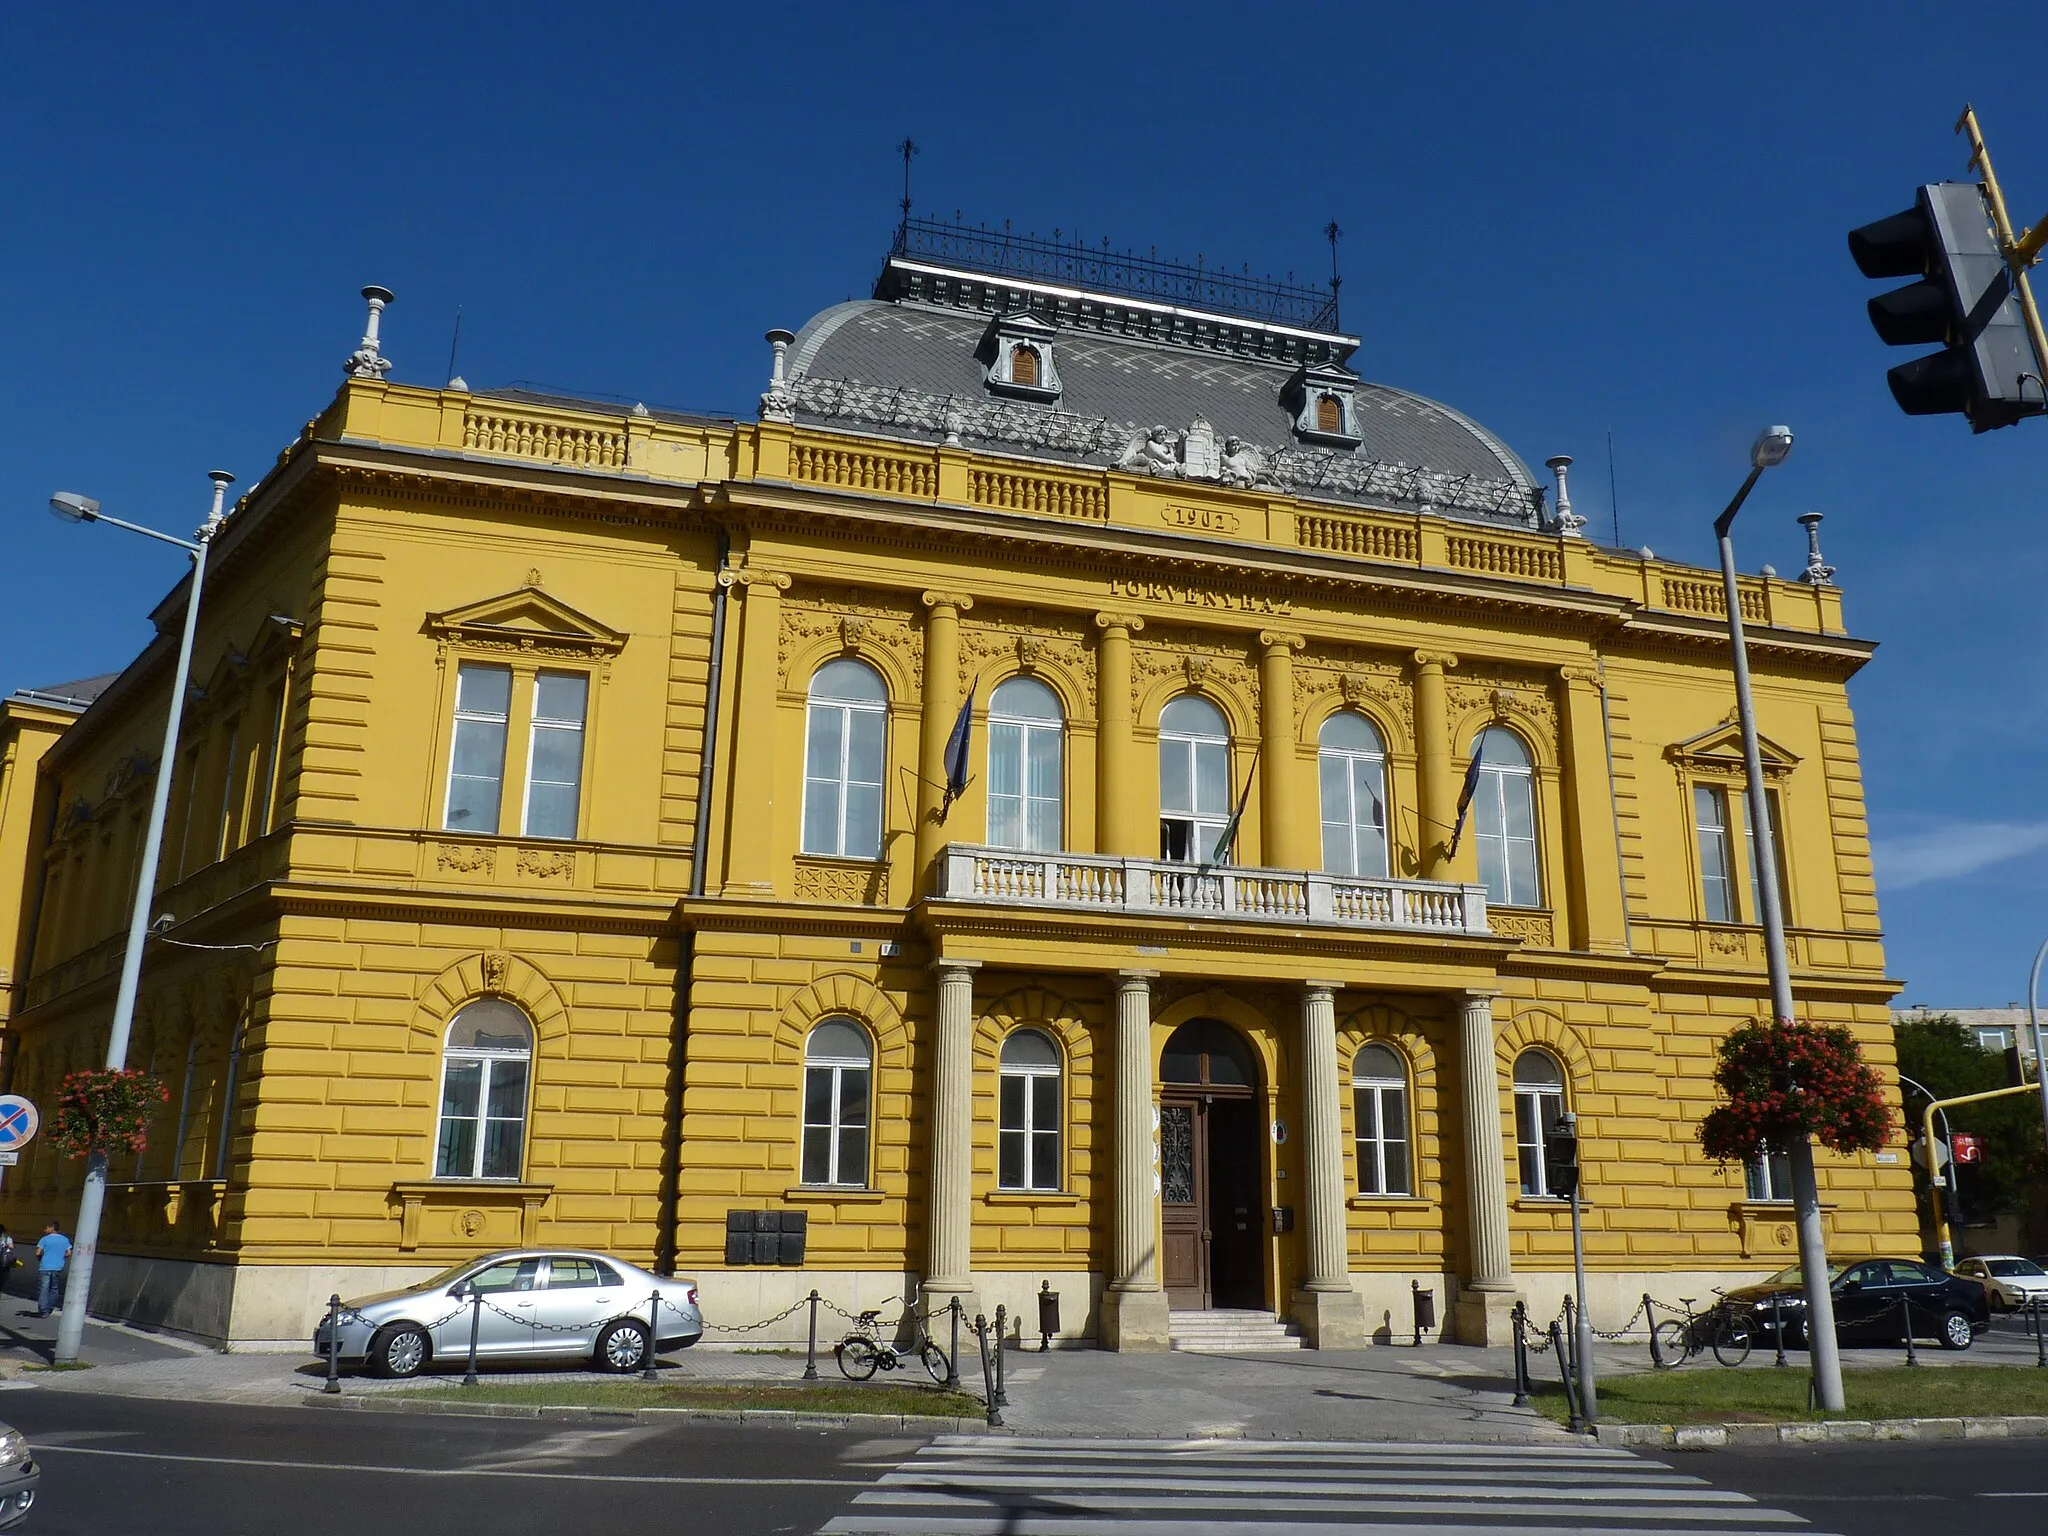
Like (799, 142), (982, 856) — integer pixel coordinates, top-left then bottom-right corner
(935, 845), (1490, 936)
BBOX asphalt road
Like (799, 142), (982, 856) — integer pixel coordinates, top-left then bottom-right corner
(0, 1393), (912, 1535)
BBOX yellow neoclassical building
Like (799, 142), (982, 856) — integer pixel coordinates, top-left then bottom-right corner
(0, 223), (1913, 1349)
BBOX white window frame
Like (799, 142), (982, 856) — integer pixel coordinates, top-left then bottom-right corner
(801, 663), (888, 859)
(1694, 783), (1738, 923)
(1351, 1044), (1411, 1196)
(1473, 728), (1541, 908)
(434, 1003), (534, 1182)
(1319, 713), (1390, 878)
(1742, 788), (1790, 925)
(519, 669), (590, 841)
(800, 1020), (873, 1188)
(1513, 1051), (1568, 1197)
(1159, 696), (1232, 864)
(1746, 1148), (1793, 1203)
(444, 661), (513, 834)
(997, 1030), (1063, 1192)
(986, 678), (1064, 853)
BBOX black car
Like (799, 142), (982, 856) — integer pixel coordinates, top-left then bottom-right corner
(1722, 1257), (1990, 1351)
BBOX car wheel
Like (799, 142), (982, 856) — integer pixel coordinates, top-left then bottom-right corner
(368, 1323), (430, 1379)
(596, 1319), (651, 1374)
(1938, 1310), (1975, 1351)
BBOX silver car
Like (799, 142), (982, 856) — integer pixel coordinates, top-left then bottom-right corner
(313, 1249), (703, 1378)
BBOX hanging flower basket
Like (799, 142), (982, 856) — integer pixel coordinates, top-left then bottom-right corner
(49, 1068), (169, 1160)
(1698, 1019), (1892, 1165)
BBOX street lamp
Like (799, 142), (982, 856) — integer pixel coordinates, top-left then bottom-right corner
(1713, 426), (1846, 1412)
(43, 472), (233, 1366)
(2029, 935), (2048, 1162)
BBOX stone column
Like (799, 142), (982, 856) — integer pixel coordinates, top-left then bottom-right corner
(1292, 982), (1366, 1347)
(1258, 632), (1308, 870)
(1093, 614), (1145, 856)
(1412, 651), (1459, 879)
(916, 592), (972, 889)
(1557, 665), (1629, 952)
(1101, 969), (1171, 1350)
(925, 960), (979, 1316)
(1452, 988), (1517, 1344)
(721, 569), (790, 895)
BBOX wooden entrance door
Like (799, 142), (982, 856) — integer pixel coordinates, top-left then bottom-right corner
(1159, 1020), (1265, 1312)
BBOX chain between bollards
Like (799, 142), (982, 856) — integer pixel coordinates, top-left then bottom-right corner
(993, 1303), (1008, 1407)
(324, 1294), (343, 1394)
(463, 1288), (483, 1388)
(946, 1296), (962, 1390)
(642, 1291), (662, 1381)
(1900, 1294), (1919, 1367)
(974, 1312), (1003, 1429)
(804, 1290), (821, 1380)
(1549, 1319), (1584, 1434)
(1510, 1301), (1530, 1406)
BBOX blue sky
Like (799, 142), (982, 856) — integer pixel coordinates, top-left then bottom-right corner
(4, 2), (2045, 1004)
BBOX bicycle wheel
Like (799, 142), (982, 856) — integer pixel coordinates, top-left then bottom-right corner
(836, 1337), (881, 1381)
(1650, 1318), (1689, 1368)
(919, 1340), (950, 1385)
(1710, 1315), (1753, 1368)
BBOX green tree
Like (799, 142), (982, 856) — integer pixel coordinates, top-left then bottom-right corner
(1893, 1015), (2042, 1228)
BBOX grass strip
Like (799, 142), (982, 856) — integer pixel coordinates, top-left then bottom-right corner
(1532, 1364), (2048, 1425)
(393, 1379), (986, 1417)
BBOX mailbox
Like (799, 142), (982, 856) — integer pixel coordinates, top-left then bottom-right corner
(1271, 1205), (1295, 1234)
(1037, 1279), (1060, 1352)
(1411, 1279), (1436, 1344)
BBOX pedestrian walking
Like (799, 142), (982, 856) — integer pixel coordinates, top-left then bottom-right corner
(0, 1226), (14, 1288)
(32, 1222), (70, 1318)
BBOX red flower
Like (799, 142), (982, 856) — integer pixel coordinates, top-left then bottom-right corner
(48, 1068), (170, 1162)
(1698, 1020), (1892, 1165)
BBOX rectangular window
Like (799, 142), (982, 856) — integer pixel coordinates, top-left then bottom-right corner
(1742, 789), (1790, 924)
(998, 1072), (1062, 1191)
(1353, 1082), (1411, 1195)
(435, 1055), (528, 1179)
(800, 1062), (870, 1186)
(1694, 784), (1737, 923)
(1746, 1149), (1792, 1202)
(522, 670), (589, 840)
(1515, 1087), (1564, 1196)
(444, 663), (512, 834)
(247, 682), (287, 839)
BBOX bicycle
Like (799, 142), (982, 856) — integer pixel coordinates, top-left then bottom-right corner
(1650, 1293), (1755, 1368)
(834, 1290), (950, 1384)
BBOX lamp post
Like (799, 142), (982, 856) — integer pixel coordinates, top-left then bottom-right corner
(45, 473), (232, 1366)
(2029, 935), (2048, 1157)
(1713, 426), (1844, 1412)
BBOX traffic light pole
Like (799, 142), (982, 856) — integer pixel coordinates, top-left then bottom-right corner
(1919, 1083), (2038, 1268)
(1958, 106), (2048, 398)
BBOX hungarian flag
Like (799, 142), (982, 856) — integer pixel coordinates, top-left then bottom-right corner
(938, 685), (974, 822)
(1445, 749), (1485, 859)
(1207, 746), (1261, 867)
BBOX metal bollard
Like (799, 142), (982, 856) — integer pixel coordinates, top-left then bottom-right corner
(324, 1294), (343, 1395)
(464, 1289), (483, 1388)
(974, 1313), (1003, 1429)
(1771, 1293), (1787, 1368)
(2035, 1298), (2046, 1368)
(1510, 1301), (1530, 1406)
(946, 1296), (962, 1390)
(643, 1291), (662, 1381)
(1645, 1294), (1663, 1368)
(1037, 1280), (1058, 1353)
(1900, 1294), (1918, 1367)
(1562, 1295), (1578, 1379)
(993, 1304), (1008, 1407)
(804, 1290), (820, 1381)
(1549, 1320), (1584, 1434)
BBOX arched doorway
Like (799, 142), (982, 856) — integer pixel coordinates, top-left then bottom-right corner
(1159, 1019), (1265, 1311)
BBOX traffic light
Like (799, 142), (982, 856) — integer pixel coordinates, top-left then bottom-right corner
(1545, 1111), (1580, 1199)
(2007, 1043), (2027, 1089)
(1849, 182), (2044, 431)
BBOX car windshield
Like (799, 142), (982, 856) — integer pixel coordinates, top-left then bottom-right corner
(1762, 1263), (1851, 1286)
(1988, 1259), (2045, 1278)
(405, 1260), (495, 1293)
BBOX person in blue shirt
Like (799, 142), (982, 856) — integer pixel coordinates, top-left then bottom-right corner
(32, 1222), (70, 1318)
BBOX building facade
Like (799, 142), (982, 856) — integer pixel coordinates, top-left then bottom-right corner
(0, 225), (1913, 1348)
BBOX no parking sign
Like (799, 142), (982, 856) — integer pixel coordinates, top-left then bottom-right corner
(0, 1096), (39, 1167)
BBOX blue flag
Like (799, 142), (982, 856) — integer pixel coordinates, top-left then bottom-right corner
(938, 685), (974, 822)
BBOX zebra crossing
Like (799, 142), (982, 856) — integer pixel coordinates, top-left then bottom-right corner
(819, 1435), (1836, 1535)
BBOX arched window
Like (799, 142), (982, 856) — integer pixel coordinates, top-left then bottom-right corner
(802, 659), (887, 859)
(801, 1018), (872, 1187)
(1011, 345), (1041, 388)
(435, 999), (534, 1180)
(997, 1029), (1062, 1191)
(1159, 695), (1231, 863)
(1512, 1050), (1567, 1197)
(986, 676), (1063, 852)
(1319, 712), (1389, 877)
(1351, 1043), (1411, 1195)
(1315, 394), (1343, 434)
(1471, 727), (1540, 907)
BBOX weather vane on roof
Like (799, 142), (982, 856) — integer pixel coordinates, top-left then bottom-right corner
(896, 137), (920, 246)
(1325, 220), (1344, 333)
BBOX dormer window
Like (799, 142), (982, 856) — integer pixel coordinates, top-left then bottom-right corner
(982, 312), (1062, 401)
(1284, 363), (1363, 449)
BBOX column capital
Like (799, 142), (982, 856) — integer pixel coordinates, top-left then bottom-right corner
(1094, 611), (1147, 634)
(921, 590), (974, 614)
(1258, 629), (1306, 654)
(1302, 980), (1341, 1000)
(1557, 663), (1603, 686)
(930, 958), (982, 978)
(720, 567), (791, 591)
(1114, 968), (1158, 988)
(1459, 986), (1504, 1004)
(1412, 649), (1459, 671)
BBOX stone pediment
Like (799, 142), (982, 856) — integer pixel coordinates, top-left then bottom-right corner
(1665, 720), (1799, 780)
(427, 585), (626, 662)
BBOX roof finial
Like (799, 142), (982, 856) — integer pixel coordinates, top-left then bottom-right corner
(1325, 220), (1343, 332)
(895, 137), (919, 249)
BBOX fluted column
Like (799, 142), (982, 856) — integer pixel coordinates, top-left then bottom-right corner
(925, 960), (979, 1312)
(916, 592), (972, 889)
(1258, 632), (1308, 869)
(1292, 982), (1366, 1347)
(1557, 664), (1629, 952)
(1412, 650), (1459, 879)
(1453, 988), (1517, 1345)
(721, 569), (790, 895)
(1101, 969), (1171, 1350)
(1094, 614), (1145, 856)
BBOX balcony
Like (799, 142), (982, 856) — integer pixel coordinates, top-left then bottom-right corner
(935, 845), (1491, 937)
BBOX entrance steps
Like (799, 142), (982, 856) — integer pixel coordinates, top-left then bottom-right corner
(1168, 1309), (1303, 1352)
